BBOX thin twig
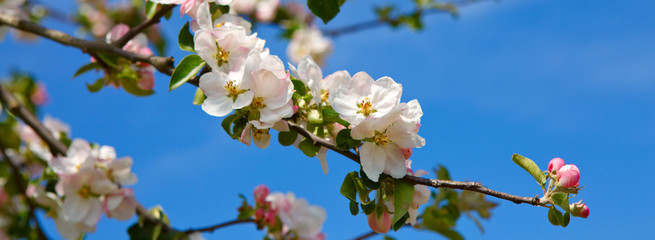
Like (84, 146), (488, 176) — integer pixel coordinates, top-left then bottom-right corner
(352, 230), (377, 240)
(113, 4), (176, 48)
(0, 12), (175, 75)
(0, 148), (49, 240)
(183, 218), (255, 234)
(324, 0), (482, 37)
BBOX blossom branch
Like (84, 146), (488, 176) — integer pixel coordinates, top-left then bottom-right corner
(0, 12), (175, 75)
(286, 121), (543, 206)
(183, 218), (255, 234)
(352, 230), (377, 240)
(112, 4), (176, 48)
(0, 147), (49, 240)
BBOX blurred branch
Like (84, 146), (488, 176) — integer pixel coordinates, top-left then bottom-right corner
(352, 230), (377, 240)
(0, 12), (175, 75)
(323, 0), (483, 37)
(0, 147), (49, 240)
(113, 4), (176, 48)
(183, 218), (254, 234)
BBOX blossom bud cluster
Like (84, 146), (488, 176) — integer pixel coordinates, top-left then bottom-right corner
(245, 185), (327, 240)
(547, 157), (581, 188)
(103, 24), (156, 90)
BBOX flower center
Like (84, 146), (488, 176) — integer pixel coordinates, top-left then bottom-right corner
(321, 89), (330, 103)
(253, 128), (269, 139)
(78, 185), (91, 198)
(373, 131), (389, 147)
(214, 42), (230, 66)
(225, 80), (247, 101)
(215, 22), (226, 28)
(251, 97), (266, 109)
(357, 97), (376, 117)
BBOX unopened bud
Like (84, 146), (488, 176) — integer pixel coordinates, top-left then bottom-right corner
(401, 148), (412, 160)
(367, 211), (391, 234)
(548, 157), (565, 173)
(254, 185), (270, 205)
(570, 203), (589, 218)
(557, 164), (580, 188)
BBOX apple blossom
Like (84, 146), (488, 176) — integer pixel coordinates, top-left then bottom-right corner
(187, 231), (207, 240)
(244, 53), (294, 128)
(57, 168), (118, 227)
(266, 192), (326, 239)
(254, 184), (270, 205)
(350, 110), (426, 182)
(30, 82), (48, 105)
(570, 203), (590, 218)
(230, 0), (280, 22)
(104, 188), (137, 220)
(330, 72), (402, 127)
(287, 27), (332, 65)
(548, 157), (565, 173)
(557, 164), (580, 188)
(240, 123), (272, 149)
(367, 210), (392, 233)
(406, 163), (430, 225)
(398, 99), (423, 133)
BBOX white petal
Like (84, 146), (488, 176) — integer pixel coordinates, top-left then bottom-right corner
(360, 143), (385, 182)
(196, 1), (213, 31)
(385, 144), (407, 179)
(83, 200), (102, 226)
(317, 147), (329, 174)
(202, 96), (234, 117)
(348, 72), (374, 96)
(371, 76), (402, 116)
(63, 195), (91, 222)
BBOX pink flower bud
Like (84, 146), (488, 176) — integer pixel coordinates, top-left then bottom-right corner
(570, 203), (589, 218)
(557, 164), (580, 188)
(548, 157), (565, 173)
(292, 105), (299, 114)
(30, 82), (48, 106)
(254, 185), (270, 205)
(367, 211), (391, 234)
(401, 148), (412, 160)
(265, 211), (276, 226)
(106, 24), (130, 43)
(255, 208), (265, 220)
(137, 69), (155, 91)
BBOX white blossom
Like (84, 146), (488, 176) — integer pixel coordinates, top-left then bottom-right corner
(331, 72), (402, 127)
(266, 192), (326, 240)
(287, 27), (332, 65)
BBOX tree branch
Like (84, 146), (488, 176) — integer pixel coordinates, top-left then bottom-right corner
(0, 12), (175, 75)
(0, 85), (67, 156)
(286, 121), (544, 206)
(352, 230), (377, 240)
(113, 4), (176, 48)
(183, 218), (254, 234)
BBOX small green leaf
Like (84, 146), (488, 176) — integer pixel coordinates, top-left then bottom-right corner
(119, 77), (154, 96)
(95, 52), (119, 68)
(392, 179), (414, 227)
(336, 129), (361, 150)
(561, 212), (571, 227)
(551, 193), (570, 212)
(232, 117), (248, 139)
(361, 200), (375, 215)
(145, 1), (158, 19)
(169, 54), (205, 91)
(340, 171), (358, 202)
(392, 212), (409, 231)
(192, 88), (206, 105)
(349, 200), (359, 216)
(178, 22), (195, 52)
(298, 138), (320, 157)
(307, 0), (342, 24)
(73, 62), (100, 78)
(512, 153), (547, 186)
(86, 78), (105, 92)
(322, 107), (349, 127)
(291, 79), (307, 96)
(221, 114), (239, 136)
(548, 207), (561, 226)
(360, 167), (380, 189)
(278, 131), (298, 146)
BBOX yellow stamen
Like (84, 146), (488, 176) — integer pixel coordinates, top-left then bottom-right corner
(357, 97), (376, 116)
(77, 185), (91, 198)
(251, 97), (266, 109)
(373, 131), (389, 147)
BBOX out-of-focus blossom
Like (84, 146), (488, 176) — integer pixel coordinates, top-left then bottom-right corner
(287, 27), (332, 65)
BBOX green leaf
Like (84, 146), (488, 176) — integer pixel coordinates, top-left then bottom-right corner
(548, 207), (562, 226)
(221, 114), (239, 136)
(349, 200), (359, 216)
(73, 62), (101, 78)
(340, 171), (358, 202)
(231, 117), (248, 140)
(336, 129), (361, 150)
(192, 88), (206, 105)
(298, 138), (320, 157)
(360, 167), (380, 189)
(361, 200), (375, 215)
(322, 107), (349, 127)
(434, 229), (464, 240)
(512, 153), (547, 186)
(119, 77), (154, 96)
(436, 165), (451, 180)
(169, 54), (205, 91)
(95, 52), (119, 68)
(551, 193), (570, 212)
(178, 22), (195, 52)
(86, 78), (105, 92)
(278, 131), (298, 146)
(561, 212), (571, 227)
(291, 79), (307, 96)
(307, 0), (342, 24)
(145, 1), (158, 19)
(392, 179), (414, 226)
(392, 212), (409, 231)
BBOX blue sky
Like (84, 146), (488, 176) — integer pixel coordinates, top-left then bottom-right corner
(2, 0), (654, 239)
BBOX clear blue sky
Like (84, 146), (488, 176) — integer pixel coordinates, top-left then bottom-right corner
(1, 0), (654, 239)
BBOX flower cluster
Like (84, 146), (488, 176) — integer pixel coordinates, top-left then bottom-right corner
(32, 139), (139, 238)
(242, 185), (327, 240)
(104, 24), (156, 91)
(542, 158), (589, 224)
